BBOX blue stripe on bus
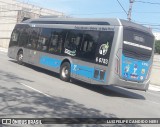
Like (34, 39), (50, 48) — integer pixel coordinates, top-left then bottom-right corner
(40, 56), (61, 68)
(71, 64), (94, 78)
(40, 56), (106, 82)
(71, 64), (106, 82)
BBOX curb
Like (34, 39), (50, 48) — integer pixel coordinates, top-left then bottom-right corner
(150, 84), (160, 88)
(149, 84), (160, 91)
(150, 83), (160, 87)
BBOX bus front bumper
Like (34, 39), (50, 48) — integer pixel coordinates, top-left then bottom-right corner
(110, 74), (150, 91)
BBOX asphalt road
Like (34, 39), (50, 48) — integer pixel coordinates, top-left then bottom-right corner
(0, 51), (160, 127)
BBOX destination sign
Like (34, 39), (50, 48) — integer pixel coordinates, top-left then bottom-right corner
(75, 26), (114, 31)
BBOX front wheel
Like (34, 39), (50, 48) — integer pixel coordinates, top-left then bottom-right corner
(60, 62), (71, 82)
(17, 51), (24, 65)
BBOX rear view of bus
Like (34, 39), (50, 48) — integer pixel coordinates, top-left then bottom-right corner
(113, 20), (155, 91)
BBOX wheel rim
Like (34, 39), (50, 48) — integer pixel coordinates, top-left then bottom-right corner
(62, 66), (69, 78)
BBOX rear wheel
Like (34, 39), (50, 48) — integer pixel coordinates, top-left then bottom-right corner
(17, 51), (23, 65)
(60, 62), (71, 82)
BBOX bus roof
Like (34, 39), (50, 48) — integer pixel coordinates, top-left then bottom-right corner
(23, 17), (119, 25)
(22, 17), (153, 34)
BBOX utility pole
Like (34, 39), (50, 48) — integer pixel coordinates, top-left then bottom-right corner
(128, 0), (134, 21)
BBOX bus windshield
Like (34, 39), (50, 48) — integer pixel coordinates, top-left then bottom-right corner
(123, 27), (154, 61)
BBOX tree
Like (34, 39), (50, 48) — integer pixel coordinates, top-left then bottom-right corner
(155, 40), (160, 54)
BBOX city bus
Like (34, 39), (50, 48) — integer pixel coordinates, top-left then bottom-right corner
(8, 17), (155, 91)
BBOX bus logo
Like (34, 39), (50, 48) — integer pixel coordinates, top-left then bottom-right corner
(65, 48), (76, 56)
(99, 42), (109, 56)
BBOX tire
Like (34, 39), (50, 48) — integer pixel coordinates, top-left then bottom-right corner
(60, 62), (71, 82)
(17, 50), (24, 65)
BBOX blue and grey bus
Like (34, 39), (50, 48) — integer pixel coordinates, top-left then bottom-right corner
(8, 17), (155, 91)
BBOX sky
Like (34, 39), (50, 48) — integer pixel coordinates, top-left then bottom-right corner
(18, 0), (160, 32)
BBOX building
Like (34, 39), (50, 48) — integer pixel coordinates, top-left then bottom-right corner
(0, 0), (64, 48)
(153, 32), (160, 40)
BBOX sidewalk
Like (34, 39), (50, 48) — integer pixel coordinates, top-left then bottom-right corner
(150, 67), (160, 86)
(149, 84), (160, 92)
(0, 47), (8, 53)
(150, 54), (160, 86)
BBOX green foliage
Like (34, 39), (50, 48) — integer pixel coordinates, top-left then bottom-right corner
(155, 40), (160, 54)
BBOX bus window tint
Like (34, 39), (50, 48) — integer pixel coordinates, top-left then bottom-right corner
(64, 30), (83, 56)
(10, 29), (19, 47)
(18, 28), (29, 47)
(27, 28), (40, 49)
(80, 31), (99, 61)
(37, 37), (48, 51)
(98, 31), (114, 54)
(37, 28), (51, 52)
(95, 31), (114, 66)
(123, 28), (154, 61)
(49, 30), (66, 54)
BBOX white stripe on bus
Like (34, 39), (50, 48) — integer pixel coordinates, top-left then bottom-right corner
(123, 41), (152, 51)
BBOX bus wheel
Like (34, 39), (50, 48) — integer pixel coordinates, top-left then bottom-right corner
(60, 62), (71, 82)
(17, 51), (23, 65)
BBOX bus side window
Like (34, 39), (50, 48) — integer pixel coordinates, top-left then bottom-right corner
(18, 28), (29, 47)
(37, 37), (48, 51)
(80, 31), (98, 61)
(37, 28), (50, 52)
(96, 31), (114, 58)
(27, 28), (40, 49)
(9, 30), (19, 47)
(49, 30), (65, 54)
(49, 34), (58, 53)
(64, 30), (83, 56)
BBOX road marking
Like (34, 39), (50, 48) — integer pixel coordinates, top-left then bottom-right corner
(20, 82), (52, 98)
